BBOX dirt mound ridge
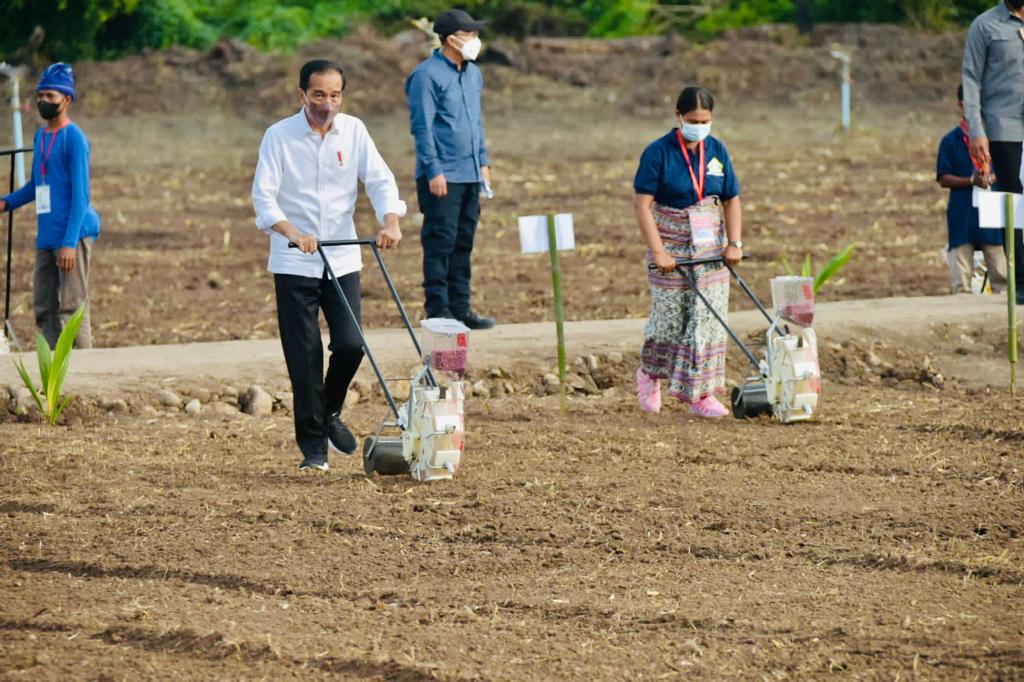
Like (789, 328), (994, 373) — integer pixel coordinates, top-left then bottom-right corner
(61, 23), (960, 120)
(70, 27), (426, 120)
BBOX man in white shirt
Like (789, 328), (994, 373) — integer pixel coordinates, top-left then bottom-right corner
(252, 59), (405, 471)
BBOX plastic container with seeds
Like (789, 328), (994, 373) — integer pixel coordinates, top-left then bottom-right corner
(421, 318), (470, 377)
(771, 276), (815, 327)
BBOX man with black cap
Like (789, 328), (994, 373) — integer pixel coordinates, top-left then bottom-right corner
(405, 9), (495, 330)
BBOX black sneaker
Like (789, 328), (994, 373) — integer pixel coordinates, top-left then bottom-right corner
(327, 412), (357, 455)
(299, 456), (329, 471)
(453, 309), (496, 330)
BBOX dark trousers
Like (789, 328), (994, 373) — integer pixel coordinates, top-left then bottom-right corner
(417, 177), (481, 317)
(990, 141), (1024, 292)
(274, 271), (363, 460)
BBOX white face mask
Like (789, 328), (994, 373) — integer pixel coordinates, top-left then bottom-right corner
(455, 36), (482, 61)
(680, 120), (712, 143)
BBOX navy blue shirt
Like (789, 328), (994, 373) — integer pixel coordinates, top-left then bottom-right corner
(936, 126), (1002, 248)
(405, 50), (489, 183)
(633, 130), (740, 209)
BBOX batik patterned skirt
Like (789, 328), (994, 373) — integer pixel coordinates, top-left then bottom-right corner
(641, 198), (729, 403)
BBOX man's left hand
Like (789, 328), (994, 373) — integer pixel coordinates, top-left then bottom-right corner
(377, 220), (402, 250)
(57, 247), (76, 272)
(723, 244), (742, 267)
(481, 165), (491, 185)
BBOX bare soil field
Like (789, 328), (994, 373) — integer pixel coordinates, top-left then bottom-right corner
(1, 384), (1023, 679)
(1, 25), (1022, 681)
(2, 298), (1023, 679)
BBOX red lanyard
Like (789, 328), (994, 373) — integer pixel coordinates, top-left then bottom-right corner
(40, 120), (70, 184)
(676, 129), (705, 201)
(959, 119), (980, 171)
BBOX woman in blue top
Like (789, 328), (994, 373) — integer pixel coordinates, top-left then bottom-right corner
(0, 63), (100, 348)
(632, 86), (743, 419)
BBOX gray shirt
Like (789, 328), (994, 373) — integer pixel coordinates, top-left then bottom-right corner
(962, 2), (1024, 142)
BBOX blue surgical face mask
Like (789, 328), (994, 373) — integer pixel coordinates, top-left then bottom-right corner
(680, 119), (712, 143)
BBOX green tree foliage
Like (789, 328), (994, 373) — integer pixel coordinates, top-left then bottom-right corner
(2, 0), (141, 61)
(0, 0), (1001, 62)
(695, 0), (993, 35)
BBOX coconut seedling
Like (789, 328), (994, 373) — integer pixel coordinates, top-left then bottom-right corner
(781, 243), (856, 294)
(13, 305), (86, 425)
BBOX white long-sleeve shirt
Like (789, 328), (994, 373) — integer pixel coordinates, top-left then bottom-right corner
(252, 110), (407, 278)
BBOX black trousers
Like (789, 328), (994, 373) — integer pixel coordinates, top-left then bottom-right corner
(417, 177), (481, 317)
(274, 271), (363, 460)
(990, 141), (1024, 291)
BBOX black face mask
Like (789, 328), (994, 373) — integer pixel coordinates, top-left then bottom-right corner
(37, 100), (61, 120)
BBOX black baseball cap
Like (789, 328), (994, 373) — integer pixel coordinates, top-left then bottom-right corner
(434, 9), (487, 40)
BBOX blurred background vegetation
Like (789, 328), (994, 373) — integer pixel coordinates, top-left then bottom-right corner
(1, 0), (996, 61)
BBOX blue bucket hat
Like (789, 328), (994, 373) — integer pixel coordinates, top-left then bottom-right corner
(37, 63), (76, 101)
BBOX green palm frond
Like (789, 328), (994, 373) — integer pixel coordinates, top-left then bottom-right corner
(12, 305), (86, 425)
(813, 244), (856, 294)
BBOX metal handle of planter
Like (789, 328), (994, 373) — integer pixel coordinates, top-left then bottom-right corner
(2, 146), (33, 350)
(646, 255), (773, 373)
(287, 238), (436, 419)
(647, 255), (774, 324)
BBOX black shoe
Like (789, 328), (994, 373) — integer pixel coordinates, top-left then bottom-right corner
(299, 456), (329, 471)
(327, 413), (357, 455)
(453, 309), (496, 330)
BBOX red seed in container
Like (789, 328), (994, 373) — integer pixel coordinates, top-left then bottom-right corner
(782, 303), (815, 326)
(430, 349), (468, 373)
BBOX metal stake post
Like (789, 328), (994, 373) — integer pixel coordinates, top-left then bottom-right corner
(830, 49), (851, 132)
(0, 63), (26, 188)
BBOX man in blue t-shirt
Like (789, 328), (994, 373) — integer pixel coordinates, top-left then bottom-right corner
(0, 63), (100, 348)
(936, 84), (1006, 295)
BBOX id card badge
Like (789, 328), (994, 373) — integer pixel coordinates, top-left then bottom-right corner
(688, 209), (718, 248)
(35, 185), (51, 215)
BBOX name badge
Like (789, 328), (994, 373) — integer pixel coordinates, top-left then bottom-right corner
(36, 185), (51, 215)
(689, 210), (719, 248)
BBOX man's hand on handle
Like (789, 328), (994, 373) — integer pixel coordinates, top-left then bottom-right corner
(428, 174), (448, 198)
(274, 221), (318, 254)
(292, 234), (319, 254)
(376, 214), (402, 250)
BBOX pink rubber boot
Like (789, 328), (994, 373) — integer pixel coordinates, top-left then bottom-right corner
(690, 395), (729, 419)
(636, 368), (661, 413)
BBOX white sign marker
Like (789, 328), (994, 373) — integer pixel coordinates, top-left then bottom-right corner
(975, 190), (1024, 229)
(518, 213), (575, 254)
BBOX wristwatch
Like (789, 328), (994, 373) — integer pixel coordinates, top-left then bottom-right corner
(728, 240), (743, 249)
